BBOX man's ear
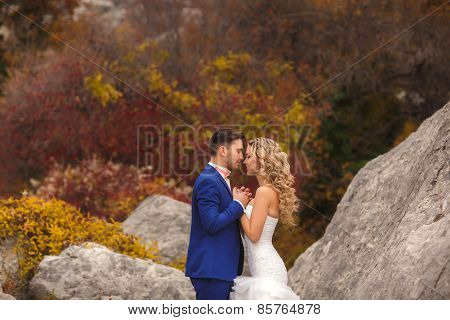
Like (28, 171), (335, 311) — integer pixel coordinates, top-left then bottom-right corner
(218, 145), (226, 157)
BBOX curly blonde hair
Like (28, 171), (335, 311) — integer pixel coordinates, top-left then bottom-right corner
(248, 137), (300, 228)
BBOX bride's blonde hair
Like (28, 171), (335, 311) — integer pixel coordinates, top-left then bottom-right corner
(248, 137), (300, 228)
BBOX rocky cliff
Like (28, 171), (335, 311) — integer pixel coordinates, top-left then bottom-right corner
(288, 101), (449, 299)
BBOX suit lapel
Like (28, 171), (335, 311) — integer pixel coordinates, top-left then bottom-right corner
(205, 164), (232, 198)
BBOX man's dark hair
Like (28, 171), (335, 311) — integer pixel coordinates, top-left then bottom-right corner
(209, 127), (245, 156)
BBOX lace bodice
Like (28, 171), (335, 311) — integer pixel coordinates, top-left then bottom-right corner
(241, 204), (288, 284)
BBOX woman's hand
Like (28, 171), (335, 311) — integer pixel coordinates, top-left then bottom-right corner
(233, 186), (252, 207)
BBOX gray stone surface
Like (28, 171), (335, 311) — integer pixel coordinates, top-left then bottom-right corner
(0, 272), (16, 300)
(289, 101), (450, 299)
(73, 0), (126, 28)
(0, 288), (16, 300)
(29, 242), (195, 300)
(122, 195), (191, 264)
(123, 194), (251, 275)
(0, 238), (18, 300)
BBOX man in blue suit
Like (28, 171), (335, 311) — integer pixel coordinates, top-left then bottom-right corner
(185, 128), (252, 300)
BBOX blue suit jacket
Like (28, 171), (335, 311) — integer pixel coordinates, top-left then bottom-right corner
(185, 164), (245, 281)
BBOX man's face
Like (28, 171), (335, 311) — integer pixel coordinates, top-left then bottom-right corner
(224, 139), (244, 170)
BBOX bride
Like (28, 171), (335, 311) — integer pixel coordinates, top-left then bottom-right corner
(230, 137), (301, 300)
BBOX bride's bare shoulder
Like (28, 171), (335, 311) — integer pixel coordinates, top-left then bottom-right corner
(248, 186), (273, 205)
(253, 185), (278, 203)
(256, 185), (278, 197)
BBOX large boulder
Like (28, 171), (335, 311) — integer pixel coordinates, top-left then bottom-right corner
(0, 273), (16, 300)
(29, 242), (195, 299)
(122, 195), (191, 263)
(0, 238), (18, 300)
(289, 101), (450, 299)
(122, 194), (251, 275)
(0, 287), (15, 300)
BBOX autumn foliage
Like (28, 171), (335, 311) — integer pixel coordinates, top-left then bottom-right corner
(0, 0), (448, 268)
(0, 196), (160, 293)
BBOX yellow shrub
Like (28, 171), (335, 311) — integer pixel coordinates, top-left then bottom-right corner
(0, 196), (160, 282)
(83, 73), (123, 107)
(167, 255), (186, 272)
(201, 51), (252, 82)
(147, 64), (199, 111)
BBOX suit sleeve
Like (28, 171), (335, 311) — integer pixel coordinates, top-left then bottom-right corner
(196, 177), (244, 234)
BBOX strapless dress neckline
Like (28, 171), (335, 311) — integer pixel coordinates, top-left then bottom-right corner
(246, 204), (279, 220)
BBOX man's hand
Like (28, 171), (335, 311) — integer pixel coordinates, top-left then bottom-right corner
(239, 186), (253, 203)
(233, 186), (252, 207)
(238, 186), (251, 194)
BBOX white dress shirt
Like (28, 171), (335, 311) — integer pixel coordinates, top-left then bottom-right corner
(208, 161), (245, 210)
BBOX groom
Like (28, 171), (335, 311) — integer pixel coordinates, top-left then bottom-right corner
(185, 127), (252, 300)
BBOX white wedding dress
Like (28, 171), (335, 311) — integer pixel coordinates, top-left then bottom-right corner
(230, 204), (300, 300)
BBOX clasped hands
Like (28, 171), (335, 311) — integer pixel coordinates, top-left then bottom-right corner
(233, 186), (253, 207)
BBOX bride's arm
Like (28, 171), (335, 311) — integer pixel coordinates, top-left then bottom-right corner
(240, 188), (270, 243)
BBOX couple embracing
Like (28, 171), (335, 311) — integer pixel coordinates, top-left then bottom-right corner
(185, 127), (300, 300)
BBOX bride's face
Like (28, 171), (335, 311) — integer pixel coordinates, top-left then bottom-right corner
(243, 145), (260, 175)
